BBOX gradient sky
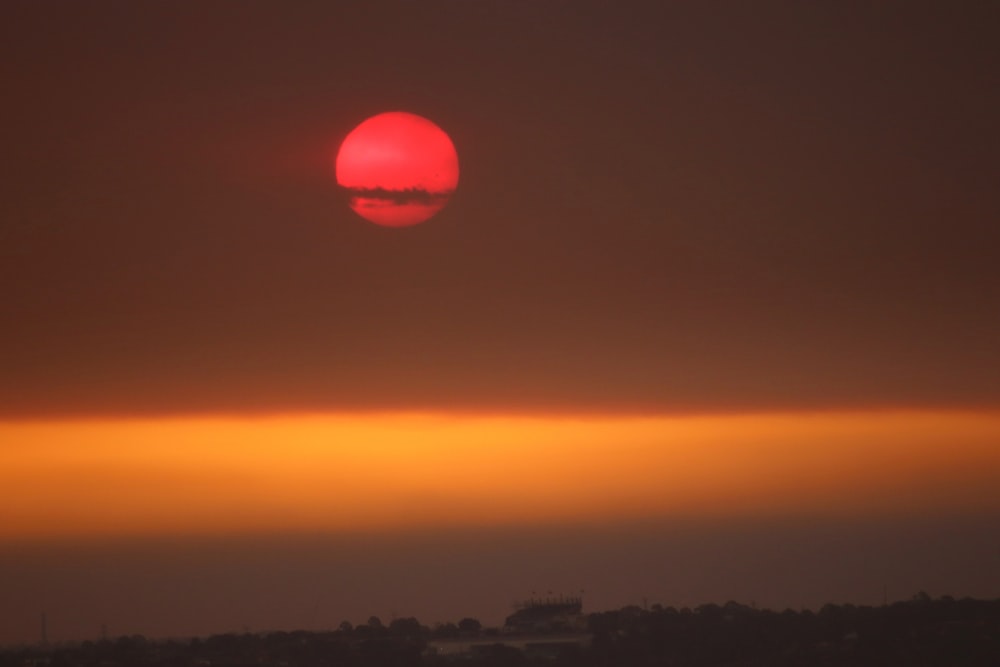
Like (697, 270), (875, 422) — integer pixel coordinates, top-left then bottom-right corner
(1, 0), (999, 645)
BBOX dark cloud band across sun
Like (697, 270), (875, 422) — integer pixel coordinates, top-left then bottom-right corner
(346, 186), (455, 207)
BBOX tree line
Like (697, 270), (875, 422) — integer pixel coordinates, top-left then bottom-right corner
(2, 593), (998, 667)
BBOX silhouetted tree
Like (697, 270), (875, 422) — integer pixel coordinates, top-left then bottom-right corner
(458, 617), (482, 635)
(389, 616), (425, 639)
(431, 622), (460, 639)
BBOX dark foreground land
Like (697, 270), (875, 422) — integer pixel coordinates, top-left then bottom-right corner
(4, 594), (999, 667)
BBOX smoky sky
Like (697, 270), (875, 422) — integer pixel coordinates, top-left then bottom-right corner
(1, 0), (999, 416)
(2, 2), (999, 646)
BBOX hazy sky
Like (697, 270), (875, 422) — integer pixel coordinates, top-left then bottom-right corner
(3, 0), (998, 415)
(1, 0), (999, 645)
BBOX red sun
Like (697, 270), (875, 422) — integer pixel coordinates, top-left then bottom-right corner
(335, 112), (459, 227)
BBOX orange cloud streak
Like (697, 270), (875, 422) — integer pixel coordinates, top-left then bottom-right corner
(2, 410), (999, 540)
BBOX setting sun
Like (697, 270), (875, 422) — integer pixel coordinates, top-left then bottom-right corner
(335, 111), (459, 227)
